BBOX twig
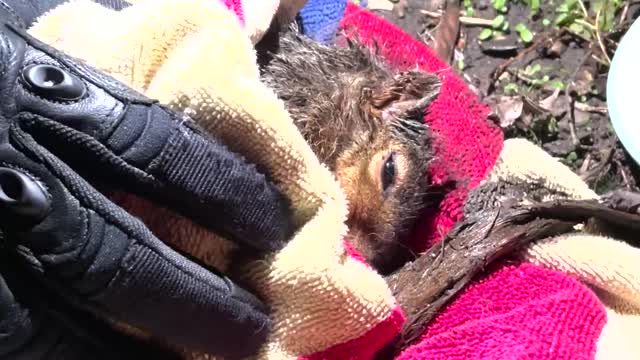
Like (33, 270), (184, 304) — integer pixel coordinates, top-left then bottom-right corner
(575, 18), (597, 30)
(379, 197), (640, 358)
(565, 49), (593, 147)
(582, 147), (614, 185)
(616, 159), (632, 189)
(579, 153), (593, 175)
(420, 9), (493, 27)
(578, 0), (590, 17)
(595, 10), (613, 65)
(568, 104), (580, 146)
(491, 29), (562, 83)
(620, 1), (630, 26)
(382, 208), (577, 356)
(591, 53), (611, 66)
(574, 102), (608, 114)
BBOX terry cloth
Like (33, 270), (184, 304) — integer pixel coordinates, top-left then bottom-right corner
(125, 0), (280, 43)
(28, 0), (640, 359)
(28, 1), (402, 359)
(335, 4), (640, 359)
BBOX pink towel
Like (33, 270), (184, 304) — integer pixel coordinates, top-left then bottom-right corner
(215, 1), (608, 358)
(337, 4), (607, 359)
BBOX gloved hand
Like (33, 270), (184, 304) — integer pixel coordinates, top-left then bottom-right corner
(0, 3), (292, 360)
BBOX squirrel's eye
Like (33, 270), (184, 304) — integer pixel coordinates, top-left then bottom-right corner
(381, 152), (397, 193)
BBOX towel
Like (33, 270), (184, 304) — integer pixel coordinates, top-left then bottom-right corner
(334, 3), (640, 359)
(28, 1), (401, 359)
(28, 1), (640, 359)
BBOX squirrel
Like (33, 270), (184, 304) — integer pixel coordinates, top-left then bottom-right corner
(260, 29), (443, 275)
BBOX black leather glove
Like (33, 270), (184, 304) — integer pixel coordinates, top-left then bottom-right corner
(0, 2), (292, 359)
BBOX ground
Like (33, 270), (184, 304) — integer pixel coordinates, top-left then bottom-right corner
(366, 0), (640, 194)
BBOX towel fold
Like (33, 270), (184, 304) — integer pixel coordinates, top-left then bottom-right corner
(337, 3), (640, 359)
(27, 1), (640, 359)
(30, 1), (401, 359)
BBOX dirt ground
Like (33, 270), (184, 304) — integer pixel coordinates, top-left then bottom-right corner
(367, 0), (640, 194)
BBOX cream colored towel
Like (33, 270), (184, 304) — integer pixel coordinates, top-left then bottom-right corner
(26, 1), (640, 359)
(475, 138), (640, 359)
(28, 1), (398, 359)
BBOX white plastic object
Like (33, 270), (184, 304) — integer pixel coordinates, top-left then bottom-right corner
(607, 17), (640, 166)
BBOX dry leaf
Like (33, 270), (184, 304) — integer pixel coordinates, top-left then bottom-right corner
(539, 88), (561, 111)
(490, 95), (524, 127)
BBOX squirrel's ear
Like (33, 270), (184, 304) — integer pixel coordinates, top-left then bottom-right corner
(371, 71), (441, 122)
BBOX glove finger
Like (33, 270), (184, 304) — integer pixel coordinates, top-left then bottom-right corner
(0, 269), (34, 357)
(0, 141), (271, 358)
(0, 257), (181, 360)
(8, 23), (291, 252)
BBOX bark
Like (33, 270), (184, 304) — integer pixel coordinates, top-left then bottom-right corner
(378, 197), (640, 358)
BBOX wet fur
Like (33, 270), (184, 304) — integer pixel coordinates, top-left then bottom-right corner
(260, 30), (442, 274)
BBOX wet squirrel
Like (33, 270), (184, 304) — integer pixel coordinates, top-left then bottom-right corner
(259, 29), (442, 275)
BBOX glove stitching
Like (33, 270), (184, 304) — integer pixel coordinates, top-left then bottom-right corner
(17, 114), (157, 185)
(145, 109), (196, 176)
(96, 100), (125, 142)
(145, 127), (178, 176)
(9, 120), (243, 307)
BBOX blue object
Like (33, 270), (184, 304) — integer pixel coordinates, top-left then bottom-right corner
(297, 0), (348, 44)
(607, 17), (640, 166)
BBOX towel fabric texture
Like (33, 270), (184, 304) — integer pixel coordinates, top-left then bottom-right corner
(29, 1), (400, 359)
(27, 0), (640, 359)
(336, 3), (640, 360)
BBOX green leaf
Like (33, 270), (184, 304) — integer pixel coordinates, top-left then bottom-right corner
(548, 118), (559, 133)
(504, 83), (519, 94)
(515, 23), (534, 43)
(532, 64), (542, 73)
(492, 15), (506, 29)
(557, 0), (578, 13)
(555, 12), (573, 26)
(531, 78), (544, 86)
(457, 59), (465, 70)
(529, 0), (540, 13)
(568, 22), (585, 34)
(499, 6), (508, 13)
(464, 0), (475, 16)
(501, 20), (510, 31)
(478, 28), (494, 40)
(566, 151), (578, 162)
(550, 79), (565, 90)
(492, 0), (506, 11)
(542, 18), (551, 27)
(524, 63), (541, 76)
(595, 0), (619, 32)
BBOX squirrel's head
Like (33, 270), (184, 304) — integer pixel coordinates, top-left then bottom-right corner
(262, 31), (442, 274)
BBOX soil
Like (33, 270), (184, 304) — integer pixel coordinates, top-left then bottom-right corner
(367, 0), (640, 194)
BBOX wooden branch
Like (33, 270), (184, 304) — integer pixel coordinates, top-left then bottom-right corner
(376, 197), (640, 359)
(420, 9), (493, 27)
